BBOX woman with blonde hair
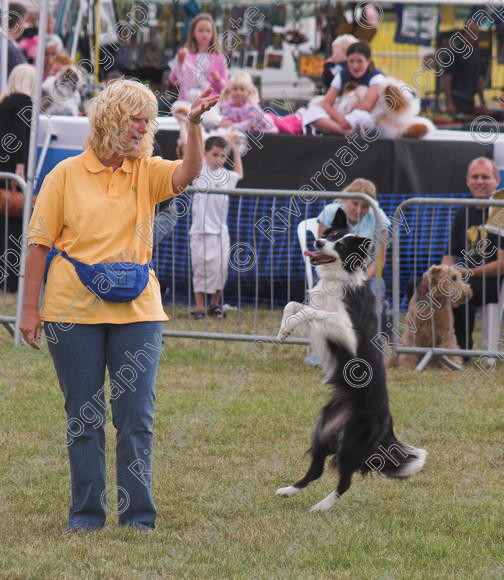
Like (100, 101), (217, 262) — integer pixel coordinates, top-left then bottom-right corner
(20, 81), (219, 532)
(0, 62), (36, 103)
(0, 63), (36, 292)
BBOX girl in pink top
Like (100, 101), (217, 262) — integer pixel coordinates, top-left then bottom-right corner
(169, 13), (228, 103)
(219, 71), (277, 133)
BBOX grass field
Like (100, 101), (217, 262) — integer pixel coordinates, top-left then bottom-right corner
(0, 307), (503, 579)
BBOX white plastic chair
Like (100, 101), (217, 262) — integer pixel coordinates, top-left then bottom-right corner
(297, 217), (320, 290)
(481, 281), (504, 352)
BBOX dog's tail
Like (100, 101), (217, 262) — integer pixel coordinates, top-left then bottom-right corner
(366, 432), (427, 479)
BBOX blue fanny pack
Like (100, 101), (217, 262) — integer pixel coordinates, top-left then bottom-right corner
(59, 251), (150, 303)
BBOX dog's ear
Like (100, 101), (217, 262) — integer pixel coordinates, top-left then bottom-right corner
(344, 236), (372, 270)
(351, 236), (373, 254)
(331, 207), (348, 230)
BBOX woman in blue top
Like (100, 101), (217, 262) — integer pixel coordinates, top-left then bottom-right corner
(303, 41), (385, 135)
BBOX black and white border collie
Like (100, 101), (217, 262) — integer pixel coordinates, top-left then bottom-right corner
(275, 208), (426, 511)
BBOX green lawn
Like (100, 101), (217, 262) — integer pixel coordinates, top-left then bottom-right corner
(0, 312), (503, 579)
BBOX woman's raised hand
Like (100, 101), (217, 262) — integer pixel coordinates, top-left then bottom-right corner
(188, 88), (220, 123)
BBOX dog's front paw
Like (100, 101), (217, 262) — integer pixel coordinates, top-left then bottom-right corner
(276, 327), (293, 343)
(275, 486), (300, 498)
(277, 302), (304, 342)
(283, 301), (302, 317)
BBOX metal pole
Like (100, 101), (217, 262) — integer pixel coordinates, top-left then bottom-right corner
(14, 0), (49, 346)
(71, 0), (87, 61)
(1, 0), (10, 92)
(94, 0), (100, 86)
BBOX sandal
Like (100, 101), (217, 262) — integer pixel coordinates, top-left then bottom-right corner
(190, 310), (206, 320)
(207, 304), (225, 319)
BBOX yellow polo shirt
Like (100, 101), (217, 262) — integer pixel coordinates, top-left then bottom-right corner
(28, 149), (183, 324)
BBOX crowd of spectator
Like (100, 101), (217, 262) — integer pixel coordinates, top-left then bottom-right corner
(1, 7), (502, 358)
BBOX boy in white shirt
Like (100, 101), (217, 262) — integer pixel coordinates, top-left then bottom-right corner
(190, 136), (244, 319)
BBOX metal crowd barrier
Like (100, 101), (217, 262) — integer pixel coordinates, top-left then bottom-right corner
(391, 197), (504, 370)
(3, 187), (384, 347)
(156, 187), (385, 344)
(0, 172), (27, 341)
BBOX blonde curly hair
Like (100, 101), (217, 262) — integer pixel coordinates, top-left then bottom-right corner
(85, 79), (158, 160)
(221, 71), (259, 104)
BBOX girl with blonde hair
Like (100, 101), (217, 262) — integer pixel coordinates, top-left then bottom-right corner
(317, 178), (390, 279)
(20, 81), (219, 532)
(322, 34), (358, 90)
(218, 71), (276, 133)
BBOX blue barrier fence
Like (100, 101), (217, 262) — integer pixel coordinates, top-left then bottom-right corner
(152, 192), (470, 311)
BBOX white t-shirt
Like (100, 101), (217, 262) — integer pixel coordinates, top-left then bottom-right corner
(190, 162), (240, 235)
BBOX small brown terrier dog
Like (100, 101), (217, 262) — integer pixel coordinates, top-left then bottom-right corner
(390, 265), (473, 370)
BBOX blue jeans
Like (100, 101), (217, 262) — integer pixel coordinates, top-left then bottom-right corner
(47, 321), (163, 530)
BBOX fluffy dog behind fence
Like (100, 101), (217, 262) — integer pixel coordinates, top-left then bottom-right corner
(390, 265), (473, 370)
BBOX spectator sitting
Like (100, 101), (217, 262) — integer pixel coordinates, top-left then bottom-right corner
(42, 53), (72, 99)
(190, 136), (244, 319)
(18, 27), (38, 63)
(304, 178), (390, 366)
(321, 34), (358, 91)
(317, 178), (390, 286)
(45, 53), (73, 78)
(303, 41), (386, 135)
(441, 157), (504, 352)
(218, 71), (277, 134)
(42, 65), (82, 116)
(43, 34), (65, 79)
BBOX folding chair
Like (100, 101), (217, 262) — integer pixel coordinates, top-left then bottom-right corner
(481, 281), (504, 352)
(296, 217), (321, 365)
(296, 217), (320, 290)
